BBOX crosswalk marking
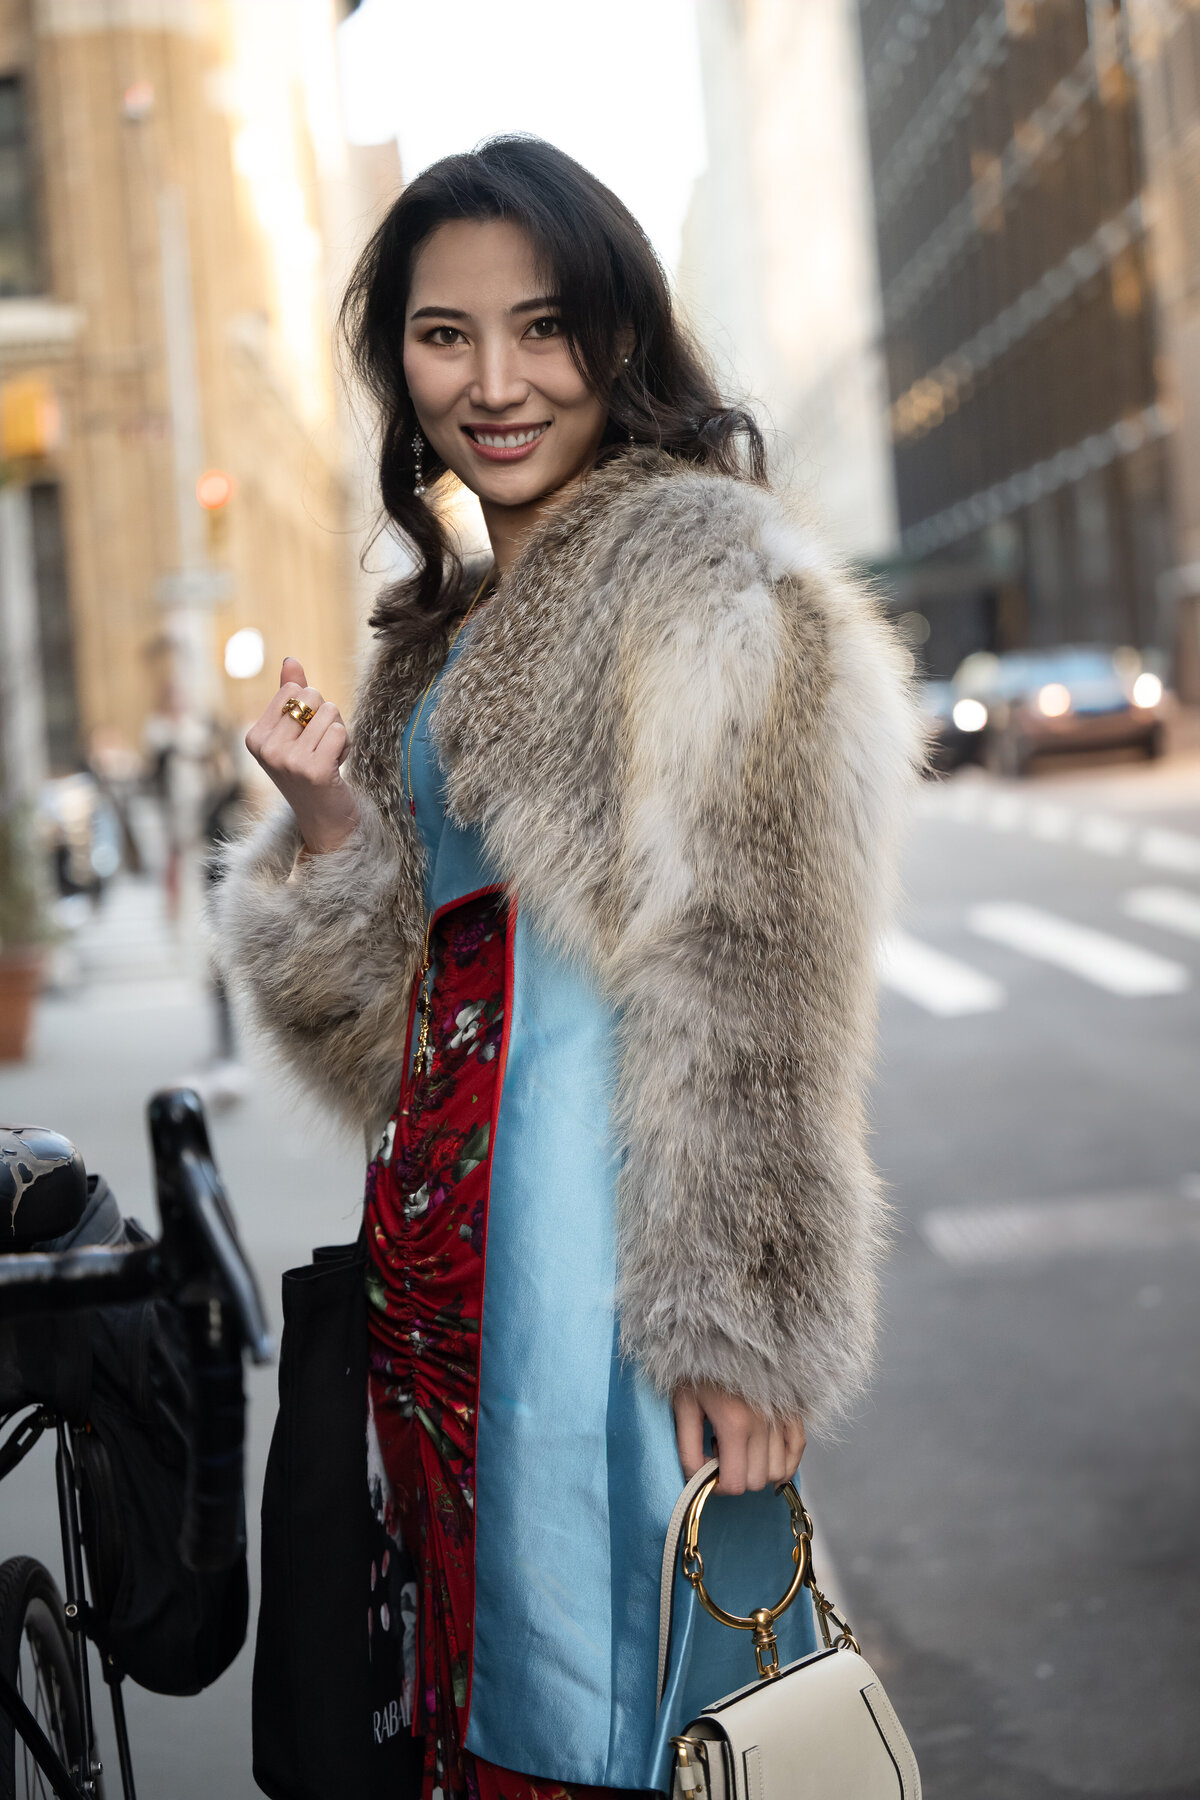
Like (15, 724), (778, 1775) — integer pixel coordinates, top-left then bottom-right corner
(967, 902), (1191, 996)
(916, 781), (1200, 872)
(1078, 814), (1132, 855)
(985, 793), (1024, 831)
(923, 1190), (1200, 1266)
(878, 931), (1006, 1016)
(1138, 827), (1200, 874)
(1029, 802), (1073, 841)
(1122, 886), (1200, 942)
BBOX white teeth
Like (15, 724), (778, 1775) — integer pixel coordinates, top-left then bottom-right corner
(472, 426), (546, 448)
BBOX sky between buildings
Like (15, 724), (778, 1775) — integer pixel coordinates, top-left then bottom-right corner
(336, 0), (707, 276)
(332, 0), (896, 560)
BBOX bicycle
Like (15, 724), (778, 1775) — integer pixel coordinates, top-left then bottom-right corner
(0, 1088), (272, 1800)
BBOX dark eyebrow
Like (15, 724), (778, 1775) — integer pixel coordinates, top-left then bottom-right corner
(407, 295), (562, 323)
(510, 295), (561, 315)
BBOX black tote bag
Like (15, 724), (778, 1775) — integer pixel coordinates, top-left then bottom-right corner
(252, 1239), (422, 1800)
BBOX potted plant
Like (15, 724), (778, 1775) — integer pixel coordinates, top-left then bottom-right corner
(0, 801), (47, 1061)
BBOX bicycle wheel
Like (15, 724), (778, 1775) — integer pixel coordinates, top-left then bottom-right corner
(0, 1557), (86, 1800)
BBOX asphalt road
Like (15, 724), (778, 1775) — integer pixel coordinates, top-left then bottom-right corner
(807, 746), (1200, 1800)
(2, 742), (1198, 1798)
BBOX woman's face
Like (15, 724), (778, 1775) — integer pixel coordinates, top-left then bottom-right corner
(402, 219), (610, 512)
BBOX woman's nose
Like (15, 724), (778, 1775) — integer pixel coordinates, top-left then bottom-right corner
(468, 339), (529, 414)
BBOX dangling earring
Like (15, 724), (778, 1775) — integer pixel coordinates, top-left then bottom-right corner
(622, 356), (635, 444)
(412, 429), (426, 498)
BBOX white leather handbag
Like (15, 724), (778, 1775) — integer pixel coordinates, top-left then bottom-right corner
(658, 1459), (921, 1800)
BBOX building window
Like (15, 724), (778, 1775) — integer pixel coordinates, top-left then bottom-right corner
(31, 483), (80, 774)
(0, 76), (39, 297)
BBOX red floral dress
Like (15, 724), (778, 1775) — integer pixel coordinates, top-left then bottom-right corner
(365, 891), (635, 1800)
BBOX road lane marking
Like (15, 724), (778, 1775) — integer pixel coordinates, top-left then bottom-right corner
(922, 1191), (1200, 1265)
(967, 902), (1190, 995)
(919, 784), (1200, 871)
(1029, 802), (1073, 841)
(1138, 827), (1200, 874)
(878, 931), (1006, 1016)
(1078, 814), (1132, 855)
(944, 785), (984, 823)
(1121, 886), (1200, 942)
(985, 794), (1025, 831)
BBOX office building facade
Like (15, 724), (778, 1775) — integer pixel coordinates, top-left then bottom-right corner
(857, 0), (1176, 677)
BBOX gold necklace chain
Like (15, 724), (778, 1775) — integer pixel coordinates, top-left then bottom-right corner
(404, 561), (497, 1090)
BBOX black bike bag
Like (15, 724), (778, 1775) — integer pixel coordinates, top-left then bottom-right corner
(0, 1177), (248, 1695)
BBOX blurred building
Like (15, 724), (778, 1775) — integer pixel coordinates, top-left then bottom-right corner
(1131, 0), (1200, 700)
(678, 0), (897, 560)
(856, 0), (1176, 681)
(0, 0), (398, 800)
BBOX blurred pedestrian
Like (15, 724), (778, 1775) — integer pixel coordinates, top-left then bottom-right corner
(141, 678), (210, 923)
(87, 726), (145, 878)
(190, 725), (252, 1105)
(218, 137), (922, 1798)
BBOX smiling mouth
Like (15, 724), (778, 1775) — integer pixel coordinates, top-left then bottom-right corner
(463, 423), (550, 450)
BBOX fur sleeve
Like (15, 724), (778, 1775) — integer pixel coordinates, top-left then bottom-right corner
(609, 524), (924, 1431)
(211, 791), (424, 1132)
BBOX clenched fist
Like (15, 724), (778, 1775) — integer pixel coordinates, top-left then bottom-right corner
(245, 658), (359, 855)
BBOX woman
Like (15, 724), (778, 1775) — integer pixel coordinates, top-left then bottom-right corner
(218, 136), (921, 1799)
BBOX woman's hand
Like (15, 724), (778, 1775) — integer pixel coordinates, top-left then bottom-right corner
(672, 1385), (806, 1494)
(245, 658), (359, 855)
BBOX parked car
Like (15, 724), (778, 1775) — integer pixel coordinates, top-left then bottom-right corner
(921, 679), (988, 772)
(950, 645), (1168, 777)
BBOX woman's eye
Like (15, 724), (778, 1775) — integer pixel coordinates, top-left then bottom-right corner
(526, 316), (562, 340)
(425, 326), (463, 346)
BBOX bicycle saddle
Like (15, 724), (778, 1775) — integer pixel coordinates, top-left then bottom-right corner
(0, 1125), (88, 1249)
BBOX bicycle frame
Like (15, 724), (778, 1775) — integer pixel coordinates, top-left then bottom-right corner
(0, 1406), (126, 1800)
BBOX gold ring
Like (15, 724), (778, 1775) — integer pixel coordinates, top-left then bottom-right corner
(282, 698), (316, 729)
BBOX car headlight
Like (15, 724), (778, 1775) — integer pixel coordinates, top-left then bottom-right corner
(1036, 683), (1071, 717)
(1131, 671), (1162, 708)
(951, 698), (988, 733)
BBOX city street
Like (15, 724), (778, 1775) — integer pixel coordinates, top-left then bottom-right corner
(2, 742), (1199, 1799)
(810, 744), (1200, 1800)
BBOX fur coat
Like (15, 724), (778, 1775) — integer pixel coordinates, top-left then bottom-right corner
(216, 449), (923, 1430)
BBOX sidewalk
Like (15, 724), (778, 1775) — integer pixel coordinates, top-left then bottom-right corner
(1, 870), (365, 1797)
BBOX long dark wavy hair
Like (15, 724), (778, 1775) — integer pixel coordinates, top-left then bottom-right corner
(339, 135), (765, 627)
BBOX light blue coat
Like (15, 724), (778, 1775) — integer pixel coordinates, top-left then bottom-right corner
(407, 629), (818, 1791)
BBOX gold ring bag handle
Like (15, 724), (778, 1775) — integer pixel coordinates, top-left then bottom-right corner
(656, 1459), (860, 1709)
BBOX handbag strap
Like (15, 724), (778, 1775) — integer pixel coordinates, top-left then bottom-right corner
(655, 1461), (861, 1712)
(656, 1457), (719, 1709)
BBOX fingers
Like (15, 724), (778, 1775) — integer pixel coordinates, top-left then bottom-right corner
(249, 686), (326, 767)
(767, 1423), (790, 1488)
(300, 701), (348, 766)
(245, 659), (321, 763)
(672, 1390), (706, 1481)
(682, 1388), (807, 1495)
(744, 1424), (770, 1494)
(713, 1418), (748, 1495)
(278, 686), (325, 739)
